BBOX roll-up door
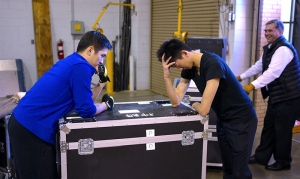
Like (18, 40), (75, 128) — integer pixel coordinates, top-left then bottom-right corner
(151, 0), (220, 96)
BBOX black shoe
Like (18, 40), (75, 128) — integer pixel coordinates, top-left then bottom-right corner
(249, 155), (263, 165)
(265, 162), (291, 171)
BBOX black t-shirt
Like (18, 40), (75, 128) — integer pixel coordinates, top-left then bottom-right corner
(181, 52), (256, 123)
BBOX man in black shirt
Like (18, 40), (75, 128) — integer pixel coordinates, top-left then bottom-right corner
(157, 39), (257, 179)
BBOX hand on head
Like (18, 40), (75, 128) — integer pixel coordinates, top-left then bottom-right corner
(162, 53), (175, 79)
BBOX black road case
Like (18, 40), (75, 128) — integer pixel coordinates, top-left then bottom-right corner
(185, 37), (227, 61)
(58, 100), (209, 179)
(185, 82), (223, 167)
(0, 115), (15, 179)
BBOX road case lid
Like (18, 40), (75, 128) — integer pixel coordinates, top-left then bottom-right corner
(64, 100), (197, 123)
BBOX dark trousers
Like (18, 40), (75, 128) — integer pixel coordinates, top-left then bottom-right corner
(217, 118), (257, 179)
(254, 97), (300, 165)
(8, 113), (58, 179)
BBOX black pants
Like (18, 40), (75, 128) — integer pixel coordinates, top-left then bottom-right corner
(8, 113), (58, 179)
(217, 118), (257, 179)
(254, 97), (300, 165)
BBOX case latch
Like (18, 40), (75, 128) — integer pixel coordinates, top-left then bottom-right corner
(182, 95), (191, 104)
(60, 124), (71, 134)
(78, 138), (94, 155)
(182, 130), (195, 146)
(200, 115), (209, 124)
(60, 141), (69, 153)
(202, 129), (212, 140)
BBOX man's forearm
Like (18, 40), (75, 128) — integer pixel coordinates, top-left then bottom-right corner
(164, 77), (180, 107)
(92, 82), (105, 101)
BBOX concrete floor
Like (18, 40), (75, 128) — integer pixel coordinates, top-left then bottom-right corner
(97, 90), (300, 179)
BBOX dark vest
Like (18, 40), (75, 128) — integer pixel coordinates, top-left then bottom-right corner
(261, 36), (300, 104)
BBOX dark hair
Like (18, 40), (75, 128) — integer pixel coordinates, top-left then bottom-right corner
(76, 31), (112, 53)
(266, 19), (284, 32)
(156, 38), (192, 63)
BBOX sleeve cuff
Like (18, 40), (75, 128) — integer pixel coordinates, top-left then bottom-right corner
(240, 73), (246, 80)
(251, 80), (259, 89)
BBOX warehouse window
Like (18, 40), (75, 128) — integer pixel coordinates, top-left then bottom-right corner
(281, 0), (300, 56)
(281, 0), (295, 42)
(281, 0), (296, 43)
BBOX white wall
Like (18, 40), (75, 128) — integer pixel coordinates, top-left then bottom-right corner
(131, 0), (151, 90)
(0, 0), (36, 90)
(0, 0), (254, 92)
(49, 0), (120, 86)
(0, 0), (120, 90)
(231, 0), (255, 85)
(219, 0), (254, 85)
(50, 0), (120, 59)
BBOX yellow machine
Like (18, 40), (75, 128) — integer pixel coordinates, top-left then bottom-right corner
(93, 1), (188, 92)
(92, 2), (135, 34)
(173, 0), (188, 42)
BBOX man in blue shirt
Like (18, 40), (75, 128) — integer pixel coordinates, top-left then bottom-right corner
(8, 31), (114, 178)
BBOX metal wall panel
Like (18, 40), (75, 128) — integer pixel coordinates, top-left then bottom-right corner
(151, 0), (220, 96)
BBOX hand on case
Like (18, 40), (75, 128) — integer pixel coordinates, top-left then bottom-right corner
(102, 94), (114, 110)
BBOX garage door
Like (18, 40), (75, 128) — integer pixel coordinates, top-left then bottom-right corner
(151, 0), (219, 96)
